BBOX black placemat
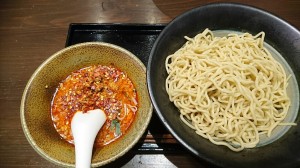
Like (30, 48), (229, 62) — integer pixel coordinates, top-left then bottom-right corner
(66, 23), (187, 154)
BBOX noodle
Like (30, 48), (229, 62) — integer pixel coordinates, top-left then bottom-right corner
(165, 29), (295, 152)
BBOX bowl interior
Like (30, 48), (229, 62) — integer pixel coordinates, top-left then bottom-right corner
(147, 3), (300, 168)
(21, 42), (152, 167)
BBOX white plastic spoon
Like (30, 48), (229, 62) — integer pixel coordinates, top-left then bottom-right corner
(71, 109), (107, 168)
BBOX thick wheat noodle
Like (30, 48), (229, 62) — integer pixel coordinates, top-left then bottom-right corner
(165, 29), (295, 152)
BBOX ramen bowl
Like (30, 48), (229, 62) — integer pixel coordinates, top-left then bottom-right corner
(147, 3), (300, 168)
(20, 42), (153, 167)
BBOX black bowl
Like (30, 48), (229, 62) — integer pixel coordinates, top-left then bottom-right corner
(147, 3), (300, 168)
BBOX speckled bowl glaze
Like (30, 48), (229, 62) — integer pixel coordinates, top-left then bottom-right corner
(20, 42), (153, 167)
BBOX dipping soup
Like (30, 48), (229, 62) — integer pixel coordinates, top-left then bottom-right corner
(51, 64), (138, 147)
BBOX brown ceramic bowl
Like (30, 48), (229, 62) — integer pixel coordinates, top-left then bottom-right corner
(20, 42), (153, 167)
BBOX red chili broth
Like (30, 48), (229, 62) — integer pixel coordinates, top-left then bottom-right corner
(51, 64), (138, 147)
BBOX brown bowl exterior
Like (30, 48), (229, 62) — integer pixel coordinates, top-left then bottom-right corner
(20, 42), (153, 167)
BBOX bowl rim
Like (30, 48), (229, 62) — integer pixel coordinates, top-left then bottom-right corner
(20, 42), (153, 167)
(147, 2), (300, 167)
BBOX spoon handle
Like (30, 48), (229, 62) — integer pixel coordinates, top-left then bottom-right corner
(71, 109), (106, 168)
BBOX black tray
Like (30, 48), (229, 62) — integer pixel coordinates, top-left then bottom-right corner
(66, 23), (187, 154)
